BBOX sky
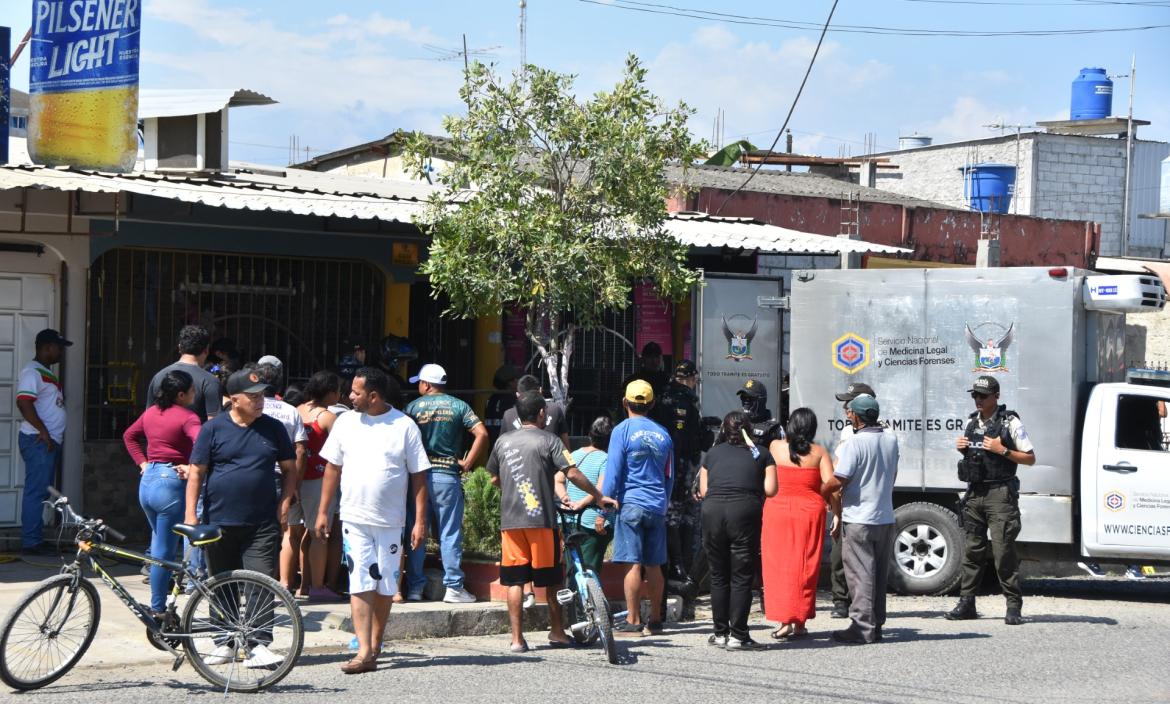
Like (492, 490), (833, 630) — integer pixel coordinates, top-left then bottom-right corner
(3, 0), (1168, 165)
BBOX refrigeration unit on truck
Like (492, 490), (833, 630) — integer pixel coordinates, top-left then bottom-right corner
(788, 266), (1169, 596)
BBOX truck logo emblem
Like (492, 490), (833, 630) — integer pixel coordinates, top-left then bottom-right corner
(832, 333), (870, 375)
(722, 315), (758, 361)
(1104, 491), (1125, 512)
(965, 322), (1014, 373)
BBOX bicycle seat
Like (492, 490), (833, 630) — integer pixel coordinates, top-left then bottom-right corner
(171, 524), (223, 546)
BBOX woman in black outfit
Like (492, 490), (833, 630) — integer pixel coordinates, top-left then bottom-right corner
(699, 411), (778, 649)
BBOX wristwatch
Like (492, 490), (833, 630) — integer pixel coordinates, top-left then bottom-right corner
(1001, 447), (1010, 457)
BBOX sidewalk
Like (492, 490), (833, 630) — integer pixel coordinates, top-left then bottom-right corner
(0, 555), (686, 667)
(0, 555), (354, 668)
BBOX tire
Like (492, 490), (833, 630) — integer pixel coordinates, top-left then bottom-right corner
(182, 570), (303, 692)
(0, 574), (101, 690)
(889, 501), (965, 596)
(585, 578), (617, 665)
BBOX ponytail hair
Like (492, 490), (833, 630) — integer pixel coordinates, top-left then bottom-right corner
(785, 407), (818, 465)
(154, 370), (194, 410)
(719, 411), (754, 447)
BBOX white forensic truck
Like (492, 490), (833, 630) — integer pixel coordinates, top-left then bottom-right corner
(787, 266), (1170, 595)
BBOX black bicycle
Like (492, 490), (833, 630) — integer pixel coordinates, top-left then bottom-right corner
(0, 489), (303, 692)
(555, 506), (618, 664)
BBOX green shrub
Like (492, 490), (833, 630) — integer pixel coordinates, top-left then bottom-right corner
(462, 467), (502, 559)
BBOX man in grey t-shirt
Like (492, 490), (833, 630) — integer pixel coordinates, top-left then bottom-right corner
(145, 325), (222, 422)
(822, 394), (898, 645)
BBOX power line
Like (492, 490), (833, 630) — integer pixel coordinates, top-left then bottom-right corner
(713, 0), (840, 215)
(900, 0), (1170, 6)
(579, 0), (1170, 36)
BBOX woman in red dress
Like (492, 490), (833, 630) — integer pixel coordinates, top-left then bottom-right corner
(761, 408), (841, 639)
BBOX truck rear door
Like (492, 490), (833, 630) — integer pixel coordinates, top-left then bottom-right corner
(1082, 383), (1170, 558)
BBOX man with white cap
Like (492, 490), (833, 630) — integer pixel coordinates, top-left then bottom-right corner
(403, 363), (489, 603)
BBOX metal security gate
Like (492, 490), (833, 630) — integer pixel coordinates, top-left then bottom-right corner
(86, 248), (385, 440)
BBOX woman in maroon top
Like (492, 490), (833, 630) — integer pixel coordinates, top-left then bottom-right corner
(122, 370), (201, 616)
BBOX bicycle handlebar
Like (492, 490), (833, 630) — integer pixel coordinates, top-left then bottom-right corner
(46, 486), (128, 542)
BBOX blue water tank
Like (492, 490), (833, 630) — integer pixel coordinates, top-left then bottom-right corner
(961, 163), (1016, 214)
(1071, 67), (1113, 120)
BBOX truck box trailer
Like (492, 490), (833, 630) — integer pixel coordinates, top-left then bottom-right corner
(788, 266), (1168, 595)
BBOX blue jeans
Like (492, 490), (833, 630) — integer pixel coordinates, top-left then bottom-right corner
(186, 494), (207, 581)
(139, 463), (185, 612)
(405, 471), (465, 592)
(612, 504), (669, 566)
(19, 432), (60, 549)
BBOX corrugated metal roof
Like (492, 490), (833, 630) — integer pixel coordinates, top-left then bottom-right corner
(138, 89), (277, 119)
(0, 164), (435, 222)
(665, 212), (911, 255)
(666, 163), (949, 209)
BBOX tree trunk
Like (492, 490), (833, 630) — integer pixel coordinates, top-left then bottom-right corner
(525, 308), (573, 404)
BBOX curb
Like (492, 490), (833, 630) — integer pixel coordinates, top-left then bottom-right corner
(331, 596), (685, 640)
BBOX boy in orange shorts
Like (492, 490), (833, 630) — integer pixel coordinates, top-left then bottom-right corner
(487, 391), (617, 652)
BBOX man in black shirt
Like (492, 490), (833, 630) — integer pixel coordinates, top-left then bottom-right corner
(622, 342), (670, 399)
(657, 361), (703, 598)
(737, 379), (783, 446)
(146, 325), (222, 422)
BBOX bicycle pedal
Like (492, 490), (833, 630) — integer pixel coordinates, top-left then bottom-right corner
(555, 589), (575, 605)
(172, 654), (185, 672)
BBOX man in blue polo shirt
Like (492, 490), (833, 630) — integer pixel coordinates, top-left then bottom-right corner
(186, 368), (298, 669)
(602, 380), (673, 638)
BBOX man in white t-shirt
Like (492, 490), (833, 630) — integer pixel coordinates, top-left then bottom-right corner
(16, 329), (71, 555)
(316, 367), (430, 675)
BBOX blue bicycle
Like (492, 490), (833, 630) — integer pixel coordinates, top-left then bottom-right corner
(555, 506), (618, 664)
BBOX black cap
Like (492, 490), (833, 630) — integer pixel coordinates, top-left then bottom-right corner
(736, 378), (767, 400)
(674, 360), (697, 378)
(225, 369), (270, 395)
(35, 329), (72, 347)
(967, 375), (1000, 394)
(835, 382), (875, 402)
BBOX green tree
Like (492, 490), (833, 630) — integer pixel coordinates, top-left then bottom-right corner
(405, 56), (705, 401)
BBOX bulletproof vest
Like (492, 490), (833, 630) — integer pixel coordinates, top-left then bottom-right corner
(750, 416), (782, 447)
(658, 382), (701, 458)
(959, 405), (1019, 484)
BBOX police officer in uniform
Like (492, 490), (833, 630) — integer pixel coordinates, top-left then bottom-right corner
(657, 360), (704, 598)
(945, 375), (1035, 626)
(738, 379), (784, 446)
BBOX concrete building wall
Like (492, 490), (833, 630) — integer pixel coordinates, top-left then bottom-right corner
(873, 137), (1037, 216)
(696, 189), (1095, 268)
(316, 152), (456, 183)
(870, 134), (1169, 260)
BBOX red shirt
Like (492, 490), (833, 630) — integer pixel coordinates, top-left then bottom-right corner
(123, 405), (202, 466)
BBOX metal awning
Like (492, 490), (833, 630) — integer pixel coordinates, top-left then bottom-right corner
(138, 89), (277, 119)
(665, 212), (912, 256)
(0, 164), (437, 222)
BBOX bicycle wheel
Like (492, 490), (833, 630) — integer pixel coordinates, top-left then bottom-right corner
(566, 590), (599, 645)
(586, 577), (618, 665)
(182, 570), (303, 692)
(0, 574), (101, 690)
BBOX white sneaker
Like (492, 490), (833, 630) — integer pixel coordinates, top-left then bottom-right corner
(522, 591), (536, 609)
(204, 644), (237, 665)
(243, 644), (284, 669)
(443, 587), (477, 604)
(1125, 566), (1147, 581)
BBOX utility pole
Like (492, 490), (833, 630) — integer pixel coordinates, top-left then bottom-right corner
(519, 0), (527, 73)
(1122, 55), (1136, 258)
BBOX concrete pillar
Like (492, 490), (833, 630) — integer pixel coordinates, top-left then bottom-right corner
(976, 239), (1001, 268)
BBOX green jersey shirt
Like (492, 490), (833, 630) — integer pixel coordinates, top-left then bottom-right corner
(404, 393), (482, 474)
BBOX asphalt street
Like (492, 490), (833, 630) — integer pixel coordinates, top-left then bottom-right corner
(5, 578), (1168, 704)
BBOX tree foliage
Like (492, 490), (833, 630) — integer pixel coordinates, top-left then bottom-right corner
(405, 56), (705, 400)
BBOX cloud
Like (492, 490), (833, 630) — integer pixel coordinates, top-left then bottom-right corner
(639, 25), (892, 152)
(918, 96), (1034, 144)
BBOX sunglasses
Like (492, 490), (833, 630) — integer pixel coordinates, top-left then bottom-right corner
(971, 391), (991, 400)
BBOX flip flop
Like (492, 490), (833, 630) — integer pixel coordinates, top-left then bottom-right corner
(340, 656), (377, 674)
(545, 639), (574, 649)
(770, 626), (793, 640)
(510, 640), (530, 654)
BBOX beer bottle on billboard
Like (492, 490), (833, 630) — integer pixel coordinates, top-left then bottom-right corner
(27, 0), (142, 172)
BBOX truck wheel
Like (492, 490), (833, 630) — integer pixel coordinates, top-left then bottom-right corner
(890, 502), (964, 596)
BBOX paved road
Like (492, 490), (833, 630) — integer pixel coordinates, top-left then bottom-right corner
(5, 578), (1169, 703)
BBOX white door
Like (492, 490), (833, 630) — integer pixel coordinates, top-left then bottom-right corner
(0, 273), (57, 527)
(1088, 385), (1170, 558)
